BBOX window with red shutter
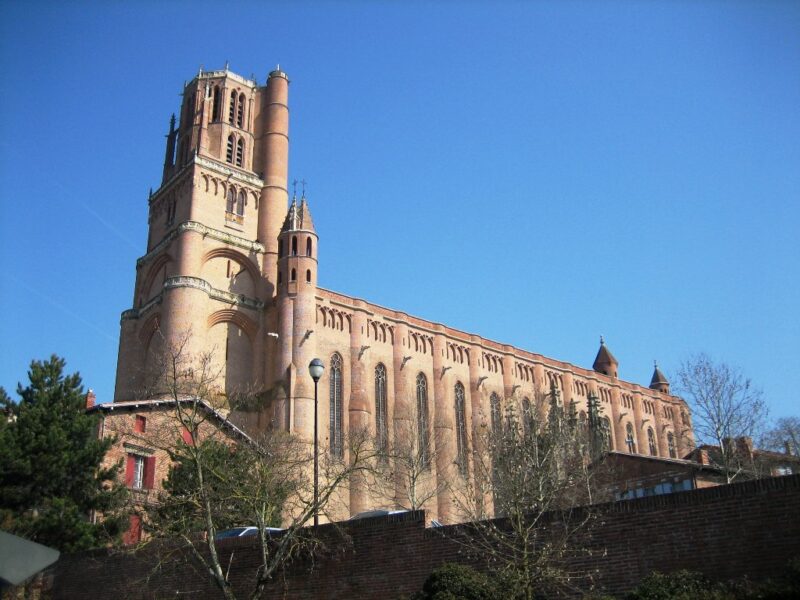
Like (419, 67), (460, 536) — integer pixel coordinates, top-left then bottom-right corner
(182, 426), (194, 445)
(125, 454), (135, 487)
(123, 514), (142, 545)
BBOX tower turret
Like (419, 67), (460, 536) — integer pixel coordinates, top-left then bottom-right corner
(649, 361), (670, 394)
(162, 114), (177, 183)
(592, 336), (619, 378)
(275, 194), (318, 436)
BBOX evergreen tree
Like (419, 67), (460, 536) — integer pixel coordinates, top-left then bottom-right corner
(0, 355), (126, 551)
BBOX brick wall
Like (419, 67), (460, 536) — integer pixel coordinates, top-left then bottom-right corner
(50, 474), (800, 599)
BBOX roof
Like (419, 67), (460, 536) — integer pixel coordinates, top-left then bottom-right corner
(89, 398), (253, 443)
(592, 337), (619, 371)
(281, 197), (315, 233)
(650, 364), (669, 386)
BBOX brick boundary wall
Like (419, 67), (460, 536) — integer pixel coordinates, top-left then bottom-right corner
(50, 474), (800, 599)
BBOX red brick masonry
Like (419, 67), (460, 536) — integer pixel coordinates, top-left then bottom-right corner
(51, 474), (800, 599)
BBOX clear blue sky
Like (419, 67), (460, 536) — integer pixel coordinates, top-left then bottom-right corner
(1, 1), (798, 422)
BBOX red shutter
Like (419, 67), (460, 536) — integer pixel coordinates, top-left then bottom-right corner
(182, 427), (193, 445)
(123, 514), (142, 545)
(125, 454), (135, 487)
(134, 415), (146, 433)
(144, 456), (156, 489)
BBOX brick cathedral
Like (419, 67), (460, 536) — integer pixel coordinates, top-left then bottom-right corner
(113, 66), (695, 523)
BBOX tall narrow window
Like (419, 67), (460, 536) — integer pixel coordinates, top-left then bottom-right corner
(306, 237), (312, 256)
(226, 187), (236, 213)
(237, 93), (245, 127)
(291, 236), (297, 256)
(647, 427), (657, 455)
(375, 363), (388, 454)
(290, 268), (296, 282)
(329, 353), (343, 458)
(416, 373), (429, 467)
(455, 382), (468, 476)
(522, 397), (532, 436)
(306, 269), (311, 283)
(235, 138), (244, 167)
(490, 393), (501, 435)
(212, 85), (221, 121)
(278, 240), (284, 258)
(236, 190), (245, 216)
(668, 432), (676, 458)
(601, 417), (612, 451)
(228, 92), (236, 123)
(226, 135), (234, 163)
(625, 423), (636, 453)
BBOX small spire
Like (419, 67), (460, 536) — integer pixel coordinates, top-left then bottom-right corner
(149, 187), (153, 198)
(276, 63), (280, 71)
(300, 178), (307, 199)
(198, 64), (203, 76)
(224, 60), (229, 71)
(292, 179), (298, 201)
(600, 335), (605, 345)
(169, 113), (176, 131)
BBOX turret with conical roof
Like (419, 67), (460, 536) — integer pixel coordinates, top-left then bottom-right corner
(592, 336), (619, 378)
(649, 360), (670, 394)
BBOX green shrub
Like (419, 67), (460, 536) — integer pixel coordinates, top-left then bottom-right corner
(413, 563), (501, 600)
(625, 570), (730, 600)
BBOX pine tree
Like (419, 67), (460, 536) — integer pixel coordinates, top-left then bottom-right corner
(0, 355), (126, 551)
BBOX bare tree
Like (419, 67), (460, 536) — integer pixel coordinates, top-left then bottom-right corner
(676, 353), (769, 483)
(116, 333), (382, 600)
(761, 416), (800, 457)
(377, 410), (448, 512)
(450, 388), (609, 599)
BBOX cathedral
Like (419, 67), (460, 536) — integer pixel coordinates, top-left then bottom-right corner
(114, 65), (695, 523)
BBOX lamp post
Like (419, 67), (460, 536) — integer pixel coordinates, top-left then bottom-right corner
(308, 358), (325, 527)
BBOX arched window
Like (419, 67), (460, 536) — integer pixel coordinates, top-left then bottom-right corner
(647, 427), (657, 455)
(291, 236), (297, 256)
(236, 190), (245, 216)
(522, 397), (532, 436)
(375, 364), (388, 453)
(455, 382), (468, 476)
(329, 353), (343, 458)
(226, 135), (234, 163)
(625, 423), (636, 453)
(416, 373), (429, 467)
(306, 237), (312, 256)
(228, 92), (236, 123)
(490, 393), (501, 435)
(668, 432), (676, 458)
(226, 187), (236, 213)
(211, 85), (221, 121)
(235, 138), (244, 167)
(237, 93), (245, 128)
(290, 268), (296, 282)
(306, 269), (311, 283)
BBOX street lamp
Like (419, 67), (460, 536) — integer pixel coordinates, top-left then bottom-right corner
(308, 358), (325, 527)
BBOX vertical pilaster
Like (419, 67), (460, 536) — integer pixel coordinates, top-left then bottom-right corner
(348, 304), (370, 515)
(432, 329), (454, 522)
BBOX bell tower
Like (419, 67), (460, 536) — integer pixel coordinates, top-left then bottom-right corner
(114, 65), (291, 424)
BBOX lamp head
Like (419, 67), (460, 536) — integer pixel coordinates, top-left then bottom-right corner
(309, 358), (325, 382)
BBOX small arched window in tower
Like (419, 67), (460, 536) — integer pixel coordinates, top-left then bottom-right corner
(625, 423), (636, 453)
(236, 190), (245, 217)
(330, 353), (343, 459)
(228, 92), (236, 124)
(490, 393), (502, 436)
(416, 373), (429, 468)
(278, 240), (284, 258)
(291, 236), (297, 256)
(305, 269), (311, 283)
(226, 187), (236, 213)
(647, 427), (657, 456)
(306, 237), (312, 257)
(290, 268), (296, 282)
(454, 382), (468, 476)
(235, 138), (244, 167)
(237, 93), (245, 128)
(375, 364), (388, 455)
(212, 85), (221, 121)
(667, 432), (676, 458)
(226, 135), (234, 163)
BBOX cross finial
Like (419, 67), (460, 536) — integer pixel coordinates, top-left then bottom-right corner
(654, 359), (658, 368)
(300, 179), (307, 199)
(292, 179), (298, 201)
(600, 335), (605, 345)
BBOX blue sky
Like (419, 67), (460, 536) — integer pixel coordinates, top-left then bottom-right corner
(0, 1), (797, 422)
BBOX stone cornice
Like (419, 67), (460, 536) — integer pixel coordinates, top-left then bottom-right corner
(121, 294), (162, 321)
(163, 276), (264, 310)
(137, 221), (265, 269)
(194, 154), (264, 188)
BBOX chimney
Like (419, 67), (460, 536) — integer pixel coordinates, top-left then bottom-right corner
(696, 449), (710, 466)
(86, 389), (96, 409)
(736, 436), (754, 461)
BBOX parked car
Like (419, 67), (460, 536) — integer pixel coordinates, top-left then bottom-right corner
(348, 509), (409, 520)
(215, 526), (284, 540)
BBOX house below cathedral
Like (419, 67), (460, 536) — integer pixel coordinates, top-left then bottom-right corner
(113, 65), (695, 524)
